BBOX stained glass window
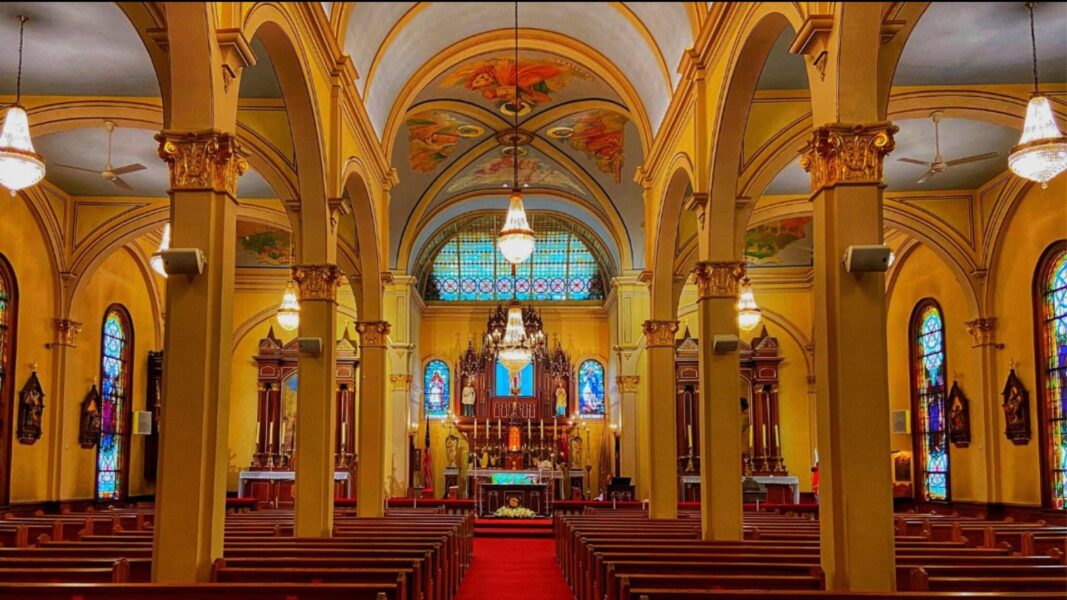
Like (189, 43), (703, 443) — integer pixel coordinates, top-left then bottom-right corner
(1036, 245), (1067, 510)
(424, 359), (451, 419)
(97, 306), (132, 501)
(0, 255), (15, 505)
(423, 214), (606, 302)
(495, 360), (534, 397)
(578, 360), (605, 417)
(911, 301), (949, 501)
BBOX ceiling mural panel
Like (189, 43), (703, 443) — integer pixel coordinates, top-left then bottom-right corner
(744, 217), (813, 268)
(405, 110), (486, 173)
(236, 221), (292, 269)
(546, 109), (627, 184)
(443, 150), (587, 197)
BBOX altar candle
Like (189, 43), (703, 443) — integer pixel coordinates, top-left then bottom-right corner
(341, 422), (347, 446)
(687, 424), (693, 449)
(527, 419), (531, 439)
(268, 424), (274, 447)
(762, 424), (767, 448)
(281, 421), (287, 447)
(474, 418), (478, 444)
(540, 419), (544, 439)
(485, 418), (489, 438)
(256, 420), (261, 444)
(497, 419), (501, 439)
(774, 424), (780, 447)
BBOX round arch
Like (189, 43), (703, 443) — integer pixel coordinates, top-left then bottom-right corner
(341, 161), (384, 321)
(650, 155), (695, 320)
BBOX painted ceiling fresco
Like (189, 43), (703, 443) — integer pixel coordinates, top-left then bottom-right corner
(743, 217), (813, 268)
(236, 221), (292, 268)
(389, 49), (645, 271)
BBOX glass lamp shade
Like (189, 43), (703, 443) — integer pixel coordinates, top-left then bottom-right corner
(1008, 95), (1067, 188)
(498, 346), (532, 374)
(736, 278), (762, 331)
(149, 223), (171, 278)
(275, 280), (301, 331)
(497, 191), (535, 265)
(0, 106), (45, 194)
(498, 304), (532, 373)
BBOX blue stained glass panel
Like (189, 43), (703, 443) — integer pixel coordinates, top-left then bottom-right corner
(578, 360), (605, 417)
(913, 303), (949, 501)
(96, 309), (130, 501)
(495, 360), (534, 397)
(424, 360), (450, 419)
(1039, 250), (1067, 509)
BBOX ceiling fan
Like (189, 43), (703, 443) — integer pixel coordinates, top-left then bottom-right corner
(52, 121), (146, 190)
(897, 111), (998, 184)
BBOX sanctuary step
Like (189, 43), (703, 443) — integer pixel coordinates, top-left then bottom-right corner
(473, 518), (553, 538)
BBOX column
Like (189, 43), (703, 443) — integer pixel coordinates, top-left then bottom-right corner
(615, 375), (640, 483)
(803, 122), (897, 590)
(152, 131), (245, 581)
(693, 261), (745, 541)
(293, 264), (342, 537)
(356, 320), (391, 517)
(389, 374), (414, 494)
(642, 320), (678, 519)
(964, 317), (1002, 502)
(47, 318), (81, 501)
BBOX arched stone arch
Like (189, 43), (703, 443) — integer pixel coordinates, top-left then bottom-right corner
(341, 162), (384, 321)
(243, 4), (332, 263)
(651, 156), (694, 320)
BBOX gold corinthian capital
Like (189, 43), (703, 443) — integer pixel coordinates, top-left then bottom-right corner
(642, 320), (679, 348)
(692, 261), (745, 299)
(156, 129), (248, 196)
(292, 264), (343, 302)
(799, 122), (897, 192)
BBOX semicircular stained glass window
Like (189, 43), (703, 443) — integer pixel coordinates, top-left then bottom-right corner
(911, 301), (949, 501)
(423, 214), (606, 302)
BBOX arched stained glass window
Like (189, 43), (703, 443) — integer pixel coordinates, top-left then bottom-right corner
(1035, 242), (1067, 510)
(910, 300), (949, 501)
(97, 306), (132, 501)
(0, 255), (17, 505)
(420, 214), (609, 302)
(424, 359), (451, 420)
(577, 360), (605, 418)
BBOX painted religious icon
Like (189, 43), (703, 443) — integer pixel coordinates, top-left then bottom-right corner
(445, 154), (585, 195)
(441, 56), (575, 111)
(550, 110), (627, 183)
(947, 381), (971, 448)
(743, 217), (813, 267)
(405, 111), (483, 173)
(1001, 368), (1031, 445)
(17, 367), (45, 445)
(578, 360), (605, 417)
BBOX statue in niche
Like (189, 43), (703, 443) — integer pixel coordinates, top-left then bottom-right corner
(461, 376), (476, 417)
(78, 383), (102, 449)
(509, 371), (521, 396)
(555, 381), (567, 417)
(17, 364), (45, 445)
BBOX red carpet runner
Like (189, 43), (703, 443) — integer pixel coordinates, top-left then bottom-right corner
(455, 536), (574, 600)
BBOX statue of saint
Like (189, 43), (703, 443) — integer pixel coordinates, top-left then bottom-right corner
(740, 397), (751, 456)
(555, 381), (567, 417)
(461, 378), (476, 417)
(445, 432), (459, 468)
(568, 434), (583, 468)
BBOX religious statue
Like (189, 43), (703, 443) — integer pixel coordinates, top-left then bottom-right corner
(509, 371), (521, 396)
(740, 397), (751, 455)
(427, 368), (447, 414)
(568, 434), (583, 469)
(461, 377), (476, 417)
(555, 381), (567, 417)
(445, 431), (459, 468)
(78, 384), (103, 449)
(17, 366), (45, 445)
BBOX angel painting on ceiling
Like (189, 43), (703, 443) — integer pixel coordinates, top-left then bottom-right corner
(444, 154), (586, 196)
(550, 110), (627, 183)
(441, 57), (577, 112)
(405, 111), (484, 173)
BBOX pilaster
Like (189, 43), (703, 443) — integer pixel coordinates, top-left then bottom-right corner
(643, 319), (679, 519)
(356, 320), (391, 517)
(964, 317), (1003, 502)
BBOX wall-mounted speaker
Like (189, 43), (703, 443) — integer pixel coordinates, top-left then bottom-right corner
(133, 411), (153, 435)
(891, 409), (910, 434)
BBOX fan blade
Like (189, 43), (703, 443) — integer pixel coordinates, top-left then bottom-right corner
(916, 170), (937, 184)
(944, 152), (998, 167)
(109, 163), (146, 176)
(897, 158), (932, 167)
(109, 177), (134, 191)
(52, 163), (102, 175)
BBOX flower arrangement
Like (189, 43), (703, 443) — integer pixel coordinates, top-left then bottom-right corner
(494, 505), (537, 519)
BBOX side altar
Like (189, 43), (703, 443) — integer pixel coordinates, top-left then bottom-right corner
(239, 326), (359, 509)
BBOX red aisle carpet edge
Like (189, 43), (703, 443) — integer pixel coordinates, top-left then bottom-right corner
(455, 537), (574, 600)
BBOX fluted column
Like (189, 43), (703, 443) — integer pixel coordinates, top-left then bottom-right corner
(693, 261), (745, 540)
(643, 320), (679, 519)
(356, 320), (391, 517)
(152, 130), (245, 581)
(293, 264), (341, 537)
(803, 121), (897, 590)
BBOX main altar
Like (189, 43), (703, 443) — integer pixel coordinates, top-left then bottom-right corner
(414, 304), (599, 516)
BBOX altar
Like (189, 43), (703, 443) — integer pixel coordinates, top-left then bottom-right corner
(239, 469), (352, 509)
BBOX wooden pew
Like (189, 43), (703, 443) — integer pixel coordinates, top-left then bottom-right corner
(0, 583), (398, 599)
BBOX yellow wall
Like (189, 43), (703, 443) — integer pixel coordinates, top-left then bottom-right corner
(989, 179), (1066, 506)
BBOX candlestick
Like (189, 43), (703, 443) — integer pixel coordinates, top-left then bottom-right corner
(687, 424), (693, 449)
(540, 418), (544, 440)
(341, 422), (347, 446)
(527, 419), (531, 439)
(774, 424), (780, 447)
(256, 420), (261, 443)
(268, 424), (274, 447)
(474, 418), (478, 445)
(281, 421), (287, 448)
(485, 418), (489, 438)
(762, 424), (767, 448)
(498, 418), (501, 438)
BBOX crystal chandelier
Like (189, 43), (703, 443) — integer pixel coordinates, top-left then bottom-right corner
(736, 277), (762, 331)
(0, 16), (45, 196)
(1008, 2), (1067, 188)
(149, 223), (170, 278)
(484, 301), (546, 375)
(276, 243), (300, 331)
(496, 1), (535, 266)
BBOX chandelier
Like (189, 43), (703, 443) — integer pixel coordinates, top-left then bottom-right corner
(484, 301), (546, 374)
(276, 243), (300, 331)
(736, 277), (762, 331)
(149, 223), (171, 278)
(496, 1), (535, 266)
(0, 16), (45, 196)
(1008, 2), (1067, 188)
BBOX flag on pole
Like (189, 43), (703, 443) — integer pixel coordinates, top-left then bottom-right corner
(422, 414), (433, 494)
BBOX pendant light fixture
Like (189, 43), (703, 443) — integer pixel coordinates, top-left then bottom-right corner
(1008, 2), (1067, 188)
(497, 1), (535, 266)
(276, 240), (300, 332)
(736, 277), (762, 332)
(149, 223), (171, 278)
(0, 16), (45, 196)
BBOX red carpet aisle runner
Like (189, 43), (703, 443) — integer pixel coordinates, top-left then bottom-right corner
(455, 537), (574, 600)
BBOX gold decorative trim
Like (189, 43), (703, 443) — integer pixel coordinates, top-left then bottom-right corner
(964, 317), (1003, 349)
(642, 320), (679, 348)
(616, 375), (640, 393)
(356, 321), (391, 347)
(292, 264), (343, 302)
(799, 122), (897, 192)
(692, 261), (745, 299)
(390, 374), (413, 392)
(156, 130), (249, 196)
(683, 192), (708, 226)
(47, 319), (82, 349)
